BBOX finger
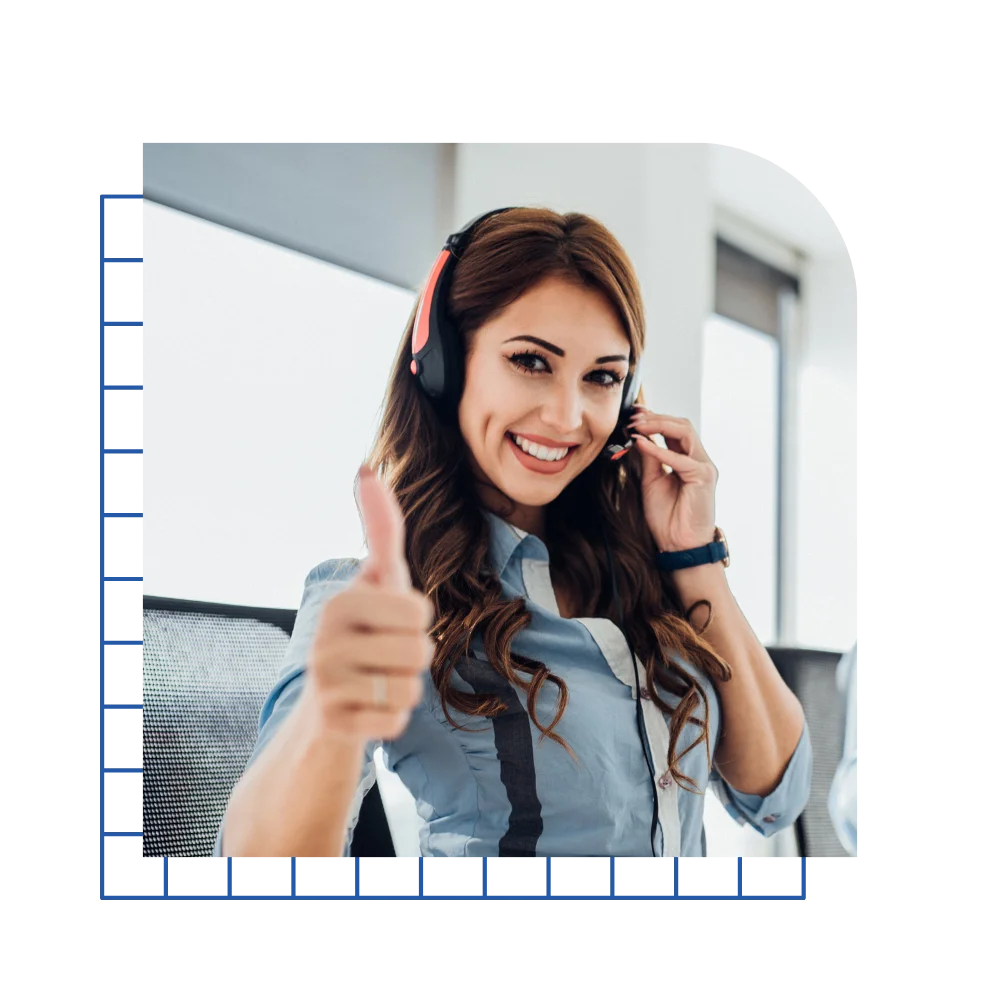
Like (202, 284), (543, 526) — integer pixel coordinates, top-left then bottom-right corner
(628, 413), (694, 446)
(627, 415), (704, 459)
(325, 670), (425, 711)
(331, 631), (435, 675)
(324, 583), (435, 634)
(355, 465), (411, 592)
(336, 707), (413, 743)
(630, 434), (703, 478)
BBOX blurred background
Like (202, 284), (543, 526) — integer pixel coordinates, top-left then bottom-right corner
(142, 143), (856, 859)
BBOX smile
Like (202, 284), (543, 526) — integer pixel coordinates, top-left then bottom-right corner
(505, 432), (579, 473)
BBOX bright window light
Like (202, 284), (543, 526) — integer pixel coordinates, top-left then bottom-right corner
(700, 313), (780, 646)
(144, 200), (417, 609)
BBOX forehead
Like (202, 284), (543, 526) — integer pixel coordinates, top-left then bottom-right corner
(476, 276), (630, 351)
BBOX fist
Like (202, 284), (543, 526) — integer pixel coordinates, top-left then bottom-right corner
(303, 466), (435, 744)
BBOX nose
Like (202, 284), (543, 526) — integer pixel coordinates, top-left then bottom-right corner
(539, 378), (585, 435)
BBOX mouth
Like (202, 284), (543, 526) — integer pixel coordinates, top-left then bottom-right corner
(505, 432), (580, 474)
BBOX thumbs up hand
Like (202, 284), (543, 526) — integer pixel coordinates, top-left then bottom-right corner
(302, 466), (436, 745)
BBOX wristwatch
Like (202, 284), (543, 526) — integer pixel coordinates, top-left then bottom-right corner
(656, 527), (730, 572)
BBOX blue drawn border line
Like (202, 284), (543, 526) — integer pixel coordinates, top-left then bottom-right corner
(97, 192), (143, 899)
(101, 854), (805, 900)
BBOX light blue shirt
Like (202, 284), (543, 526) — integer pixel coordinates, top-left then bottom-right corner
(215, 509), (811, 857)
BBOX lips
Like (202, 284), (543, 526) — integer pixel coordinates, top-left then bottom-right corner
(505, 433), (578, 474)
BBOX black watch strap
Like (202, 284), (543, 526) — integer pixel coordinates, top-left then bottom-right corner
(656, 539), (728, 572)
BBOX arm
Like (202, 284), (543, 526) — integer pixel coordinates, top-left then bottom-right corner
(217, 560), (372, 857)
(220, 683), (371, 857)
(672, 562), (805, 797)
(625, 407), (808, 807)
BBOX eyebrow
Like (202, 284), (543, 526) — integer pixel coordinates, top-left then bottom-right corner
(502, 335), (629, 365)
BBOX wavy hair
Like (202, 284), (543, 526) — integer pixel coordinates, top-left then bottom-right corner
(363, 207), (731, 791)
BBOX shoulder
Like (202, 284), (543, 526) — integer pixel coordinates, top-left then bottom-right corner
(293, 557), (366, 617)
(281, 557), (366, 664)
(304, 557), (364, 587)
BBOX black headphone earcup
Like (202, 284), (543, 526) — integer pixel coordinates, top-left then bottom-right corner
(619, 370), (638, 422)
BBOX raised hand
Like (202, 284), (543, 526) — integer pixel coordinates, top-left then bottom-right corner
(302, 466), (435, 744)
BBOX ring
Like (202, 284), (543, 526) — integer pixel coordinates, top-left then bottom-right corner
(372, 674), (387, 708)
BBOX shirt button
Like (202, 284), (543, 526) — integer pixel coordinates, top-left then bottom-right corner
(640, 686), (652, 700)
(657, 772), (672, 789)
(762, 814), (779, 824)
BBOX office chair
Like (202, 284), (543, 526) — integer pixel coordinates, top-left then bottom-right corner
(769, 646), (850, 857)
(141, 595), (395, 858)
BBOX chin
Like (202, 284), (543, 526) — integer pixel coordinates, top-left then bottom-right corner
(508, 481), (564, 506)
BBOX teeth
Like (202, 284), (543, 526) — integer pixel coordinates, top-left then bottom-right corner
(513, 435), (569, 462)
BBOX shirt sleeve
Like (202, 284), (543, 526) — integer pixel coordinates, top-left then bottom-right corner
(212, 557), (379, 857)
(708, 718), (813, 838)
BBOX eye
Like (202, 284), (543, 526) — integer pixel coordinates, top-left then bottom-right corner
(506, 351), (548, 375)
(506, 351), (626, 391)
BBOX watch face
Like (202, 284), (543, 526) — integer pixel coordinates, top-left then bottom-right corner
(714, 526), (731, 568)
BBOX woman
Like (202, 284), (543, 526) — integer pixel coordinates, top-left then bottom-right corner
(215, 207), (811, 858)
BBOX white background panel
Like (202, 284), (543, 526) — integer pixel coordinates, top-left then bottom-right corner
(103, 771), (142, 833)
(550, 857), (612, 897)
(103, 261), (143, 322)
(677, 858), (739, 897)
(741, 857), (804, 897)
(103, 516), (142, 577)
(485, 857), (548, 897)
(103, 452), (143, 513)
(103, 197), (143, 259)
(103, 837), (162, 898)
(421, 857), (483, 897)
(103, 326), (143, 386)
(103, 580), (142, 641)
(103, 708), (142, 769)
(230, 857), (292, 896)
(358, 857), (419, 897)
(294, 857), (357, 897)
(613, 857), (676, 897)
(167, 858), (229, 897)
(103, 643), (143, 704)
(103, 389), (143, 450)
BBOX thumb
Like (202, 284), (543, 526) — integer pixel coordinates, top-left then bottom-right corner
(355, 465), (412, 592)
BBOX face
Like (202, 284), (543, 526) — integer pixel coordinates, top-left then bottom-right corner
(457, 275), (632, 533)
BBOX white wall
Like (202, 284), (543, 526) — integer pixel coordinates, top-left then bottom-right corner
(794, 254), (857, 651)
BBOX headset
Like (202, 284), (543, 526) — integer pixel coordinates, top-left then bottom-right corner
(408, 207), (662, 857)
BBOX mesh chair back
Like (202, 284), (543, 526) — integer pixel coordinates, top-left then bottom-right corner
(768, 646), (849, 857)
(142, 595), (394, 858)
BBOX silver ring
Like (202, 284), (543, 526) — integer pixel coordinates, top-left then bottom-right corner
(372, 674), (387, 708)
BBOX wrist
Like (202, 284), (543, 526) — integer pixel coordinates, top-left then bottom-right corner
(655, 526), (730, 573)
(655, 534), (715, 553)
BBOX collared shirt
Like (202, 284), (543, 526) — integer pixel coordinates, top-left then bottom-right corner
(214, 509), (812, 857)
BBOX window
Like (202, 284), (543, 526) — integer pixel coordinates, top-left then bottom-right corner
(145, 198), (430, 852)
(701, 314), (780, 645)
(143, 199), (417, 610)
(701, 238), (802, 857)
(702, 239), (800, 647)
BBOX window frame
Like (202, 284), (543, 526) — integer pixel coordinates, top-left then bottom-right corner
(711, 209), (805, 644)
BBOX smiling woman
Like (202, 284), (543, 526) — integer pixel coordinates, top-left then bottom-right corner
(216, 206), (811, 859)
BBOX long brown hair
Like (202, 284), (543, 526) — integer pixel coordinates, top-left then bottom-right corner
(364, 207), (731, 791)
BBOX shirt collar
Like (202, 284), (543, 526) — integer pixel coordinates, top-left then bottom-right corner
(482, 508), (550, 576)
